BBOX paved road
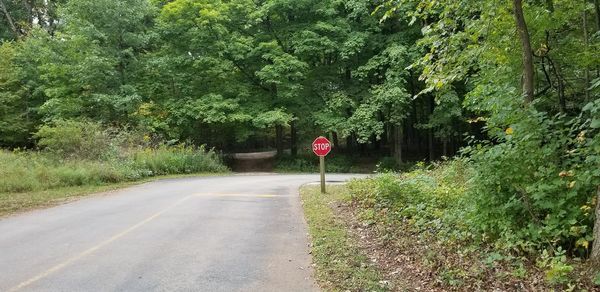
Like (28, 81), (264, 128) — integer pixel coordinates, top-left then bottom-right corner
(0, 174), (364, 292)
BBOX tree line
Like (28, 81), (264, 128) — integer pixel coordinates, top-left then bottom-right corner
(0, 0), (482, 161)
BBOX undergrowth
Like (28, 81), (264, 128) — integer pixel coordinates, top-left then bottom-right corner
(347, 160), (599, 290)
(0, 120), (228, 195)
(275, 153), (372, 173)
(301, 185), (388, 291)
(0, 146), (227, 194)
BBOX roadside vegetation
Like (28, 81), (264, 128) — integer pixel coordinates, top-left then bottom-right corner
(275, 153), (377, 173)
(0, 120), (227, 216)
(342, 159), (598, 290)
(301, 185), (388, 291)
(303, 160), (599, 290)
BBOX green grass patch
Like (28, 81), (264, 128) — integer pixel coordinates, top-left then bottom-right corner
(300, 185), (388, 291)
(0, 173), (225, 217)
(0, 143), (229, 216)
(0, 146), (228, 194)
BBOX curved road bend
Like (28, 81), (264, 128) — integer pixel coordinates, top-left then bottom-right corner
(0, 174), (364, 291)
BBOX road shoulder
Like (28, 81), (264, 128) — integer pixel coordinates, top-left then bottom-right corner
(300, 185), (389, 291)
(0, 173), (226, 218)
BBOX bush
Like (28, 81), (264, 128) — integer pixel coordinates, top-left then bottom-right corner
(348, 155), (597, 287)
(35, 119), (112, 160)
(464, 109), (599, 254)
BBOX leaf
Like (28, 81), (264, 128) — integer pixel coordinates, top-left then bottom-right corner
(582, 102), (594, 112)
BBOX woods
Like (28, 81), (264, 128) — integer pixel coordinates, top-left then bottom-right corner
(0, 0), (473, 160)
(1, 0), (599, 288)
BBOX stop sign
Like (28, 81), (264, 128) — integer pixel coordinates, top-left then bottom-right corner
(312, 136), (332, 157)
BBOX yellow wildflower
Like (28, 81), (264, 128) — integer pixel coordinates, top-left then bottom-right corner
(575, 238), (589, 249)
(577, 131), (586, 143)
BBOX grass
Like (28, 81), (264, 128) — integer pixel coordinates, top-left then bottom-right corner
(0, 172), (226, 217)
(300, 185), (388, 291)
(0, 145), (230, 217)
(0, 146), (228, 194)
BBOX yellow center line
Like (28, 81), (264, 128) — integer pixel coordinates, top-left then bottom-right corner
(193, 193), (279, 198)
(9, 195), (194, 292)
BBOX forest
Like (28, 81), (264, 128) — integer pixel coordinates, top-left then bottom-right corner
(1, 0), (599, 289)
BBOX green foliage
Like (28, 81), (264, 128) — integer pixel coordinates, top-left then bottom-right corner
(537, 248), (574, 285)
(375, 156), (414, 173)
(274, 154), (358, 173)
(35, 120), (112, 160)
(377, 0), (600, 274)
(349, 156), (600, 286)
(0, 42), (31, 147)
(132, 145), (226, 176)
(0, 1), (599, 285)
(349, 160), (473, 242)
(0, 135), (227, 194)
(37, 0), (154, 123)
(464, 107), (599, 253)
(594, 272), (600, 286)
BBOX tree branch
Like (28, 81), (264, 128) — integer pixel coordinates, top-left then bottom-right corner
(0, 0), (19, 38)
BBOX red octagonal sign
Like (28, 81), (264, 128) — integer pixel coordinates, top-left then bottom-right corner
(312, 136), (332, 157)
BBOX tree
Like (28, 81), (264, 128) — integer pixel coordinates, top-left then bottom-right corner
(513, 0), (535, 103)
(37, 0), (155, 124)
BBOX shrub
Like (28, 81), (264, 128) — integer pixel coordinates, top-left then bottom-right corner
(464, 109), (599, 254)
(35, 119), (112, 160)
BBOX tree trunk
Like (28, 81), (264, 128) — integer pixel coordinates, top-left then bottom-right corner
(594, 0), (600, 31)
(394, 125), (403, 164)
(346, 134), (355, 153)
(428, 96), (435, 161)
(0, 0), (18, 38)
(371, 135), (380, 151)
(558, 70), (566, 111)
(584, 3), (591, 102)
(513, 0), (535, 103)
(548, 56), (566, 112)
(443, 139), (448, 157)
(275, 125), (284, 157)
(290, 120), (298, 157)
(592, 186), (600, 264)
(331, 131), (339, 153)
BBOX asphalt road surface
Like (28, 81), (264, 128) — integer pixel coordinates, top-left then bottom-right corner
(0, 174), (364, 292)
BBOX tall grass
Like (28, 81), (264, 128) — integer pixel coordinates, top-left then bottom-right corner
(0, 146), (227, 194)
